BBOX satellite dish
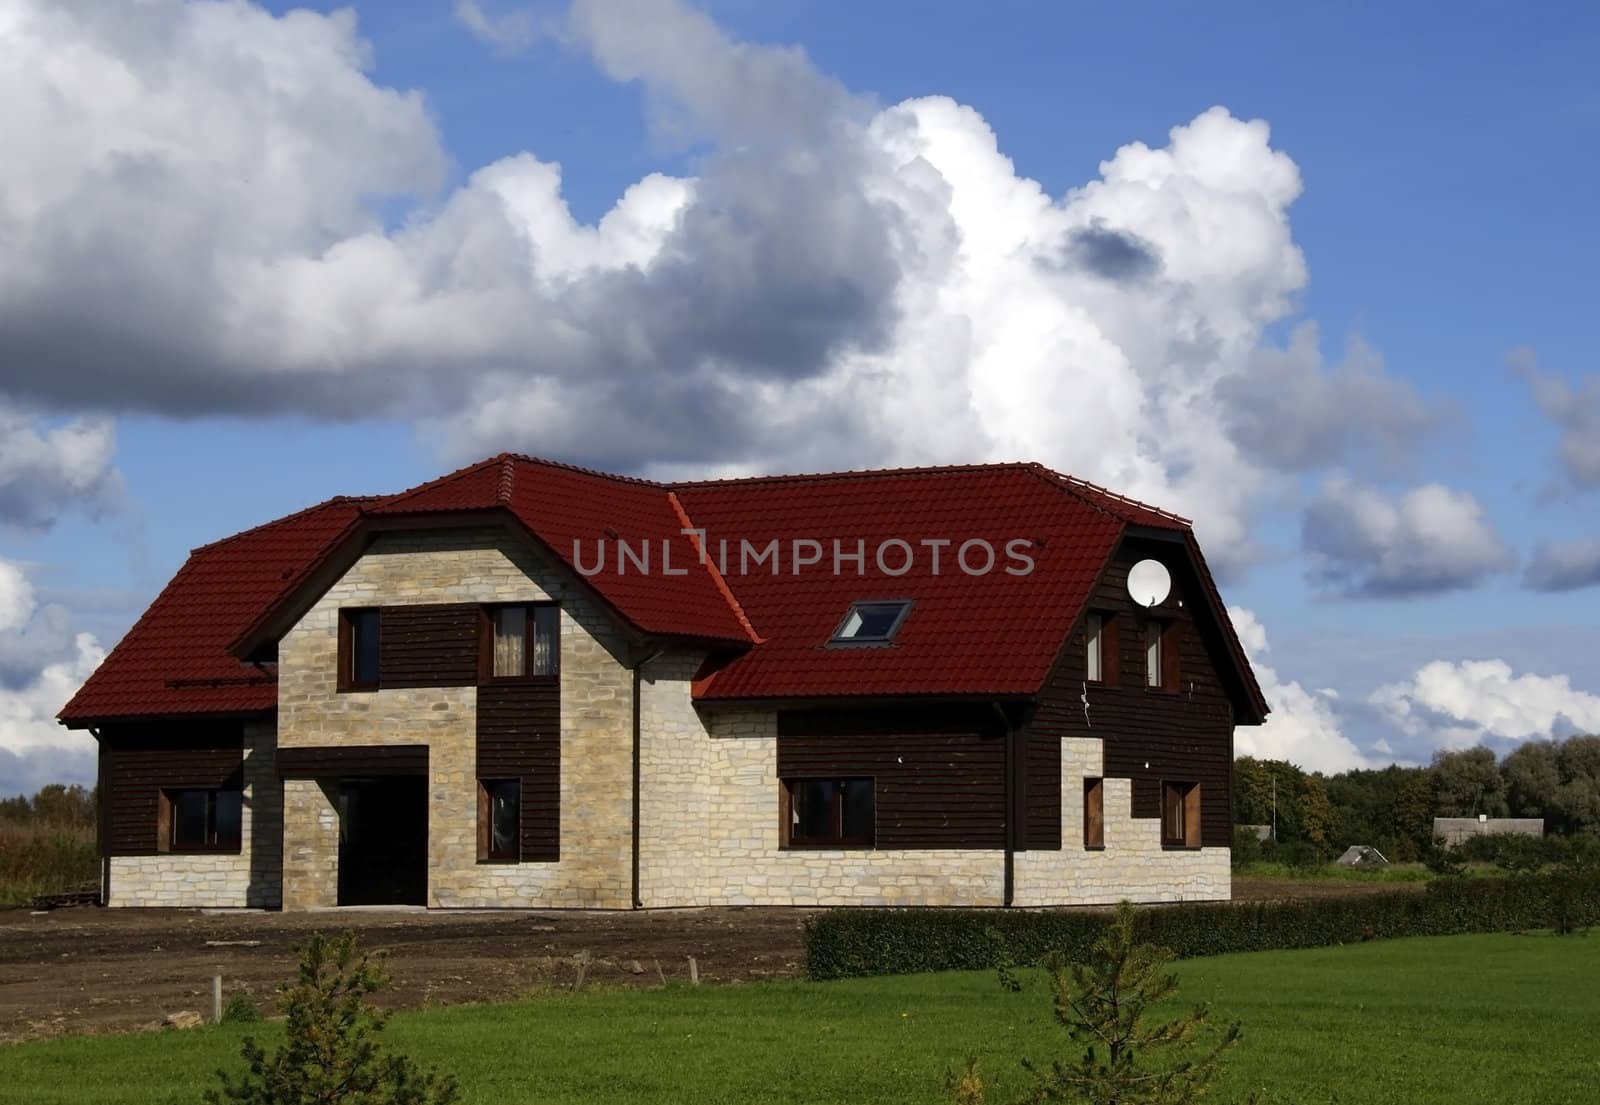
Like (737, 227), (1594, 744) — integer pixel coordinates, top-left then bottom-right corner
(1126, 559), (1171, 608)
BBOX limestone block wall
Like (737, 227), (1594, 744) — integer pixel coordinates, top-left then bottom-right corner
(637, 650), (713, 906)
(107, 719), (284, 908)
(276, 530), (633, 910)
(1012, 737), (1230, 905)
(281, 778), (340, 910)
(639, 706), (1006, 907)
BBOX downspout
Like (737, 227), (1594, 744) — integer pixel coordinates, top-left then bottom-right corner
(992, 703), (1014, 908)
(90, 726), (109, 906)
(632, 662), (642, 909)
(629, 646), (665, 910)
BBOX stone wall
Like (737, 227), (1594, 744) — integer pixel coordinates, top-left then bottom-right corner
(637, 649), (713, 906)
(638, 702), (1005, 907)
(107, 719), (283, 908)
(639, 687), (1226, 908)
(1012, 737), (1229, 905)
(276, 530), (634, 910)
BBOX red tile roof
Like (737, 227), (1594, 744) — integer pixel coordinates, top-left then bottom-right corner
(673, 463), (1178, 701)
(59, 455), (1265, 725)
(59, 496), (369, 723)
(362, 455), (753, 643)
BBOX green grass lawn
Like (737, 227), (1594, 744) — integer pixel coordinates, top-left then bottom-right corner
(1232, 859), (1437, 881)
(3, 933), (1597, 1104)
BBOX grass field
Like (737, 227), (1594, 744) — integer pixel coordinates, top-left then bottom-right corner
(2, 933), (1596, 1104)
(1232, 859), (1436, 882)
(0, 822), (97, 907)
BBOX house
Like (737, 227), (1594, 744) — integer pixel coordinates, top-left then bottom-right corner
(59, 455), (1267, 910)
(1336, 845), (1388, 868)
(1433, 817), (1544, 847)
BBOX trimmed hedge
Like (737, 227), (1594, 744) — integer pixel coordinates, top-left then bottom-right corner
(803, 874), (1600, 980)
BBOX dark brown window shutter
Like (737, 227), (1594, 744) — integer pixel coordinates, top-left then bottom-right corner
(1083, 778), (1104, 849)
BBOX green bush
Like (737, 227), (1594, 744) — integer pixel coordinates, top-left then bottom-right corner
(804, 873), (1600, 980)
(220, 992), (261, 1024)
(207, 931), (458, 1105)
(1229, 826), (1264, 868)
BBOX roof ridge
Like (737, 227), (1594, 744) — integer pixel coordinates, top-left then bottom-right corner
(666, 491), (764, 645)
(1027, 464), (1192, 527)
(370, 455), (508, 512)
(668, 460), (1042, 490)
(498, 452), (666, 488)
(189, 495), (380, 554)
(495, 454), (517, 504)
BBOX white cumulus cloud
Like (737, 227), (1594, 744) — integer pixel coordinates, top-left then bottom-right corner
(0, 402), (122, 531)
(455, 0), (538, 54)
(1371, 660), (1600, 750)
(1229, 607), (1375, 773)
(1302, 476), (1514, 597)
(1524, 538), (1600, 592)
(1515, 348), (1600, 491)
(0, 0), (1453, 579)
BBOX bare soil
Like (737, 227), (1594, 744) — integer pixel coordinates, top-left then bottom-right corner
(0, 877), (1412, 1042)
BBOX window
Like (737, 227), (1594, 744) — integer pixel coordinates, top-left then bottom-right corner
(1086, 615), (1102, 681)
(1146, 620), (1179, 690)
(339, 608), (380, 691)
(785, 778), (874, 847)
(830, 601), (911, 644)
(483, 604), (559, 680)
(1083, 777), (1105, 849)
(1086, 612), (1119, 684)
(1161, 781), (1201, 848)
(478, 779), (521, 862)
(161, 788), (242, 852)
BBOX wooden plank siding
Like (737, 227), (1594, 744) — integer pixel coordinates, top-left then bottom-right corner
(98, 723), (245, 856)
(377, 603), (479, 688)
(477, 682), (560, 861)
(1024, 728), (1062, 849)
(776, 706), (1007, 849)
(1030, 538), (1237, 849)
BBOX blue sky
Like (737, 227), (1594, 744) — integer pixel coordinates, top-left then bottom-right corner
(2, 0), (1599, 791)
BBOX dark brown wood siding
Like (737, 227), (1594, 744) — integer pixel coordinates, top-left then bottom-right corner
(1031, 538), (1236, 849)
(777, 706), (1007, 849)
(377, 604), (479, 688)
(276, 744), (430, 778)
(477, 682), (560, 861)
(1025, 727), (1062, 849)
(98, 723), (245, 856)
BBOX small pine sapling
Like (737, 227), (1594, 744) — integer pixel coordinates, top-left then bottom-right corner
(206, 930), (459, 1105)
(953, 902), (1251, 1105)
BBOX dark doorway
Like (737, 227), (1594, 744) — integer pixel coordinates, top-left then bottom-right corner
(336, 777), (427, 906)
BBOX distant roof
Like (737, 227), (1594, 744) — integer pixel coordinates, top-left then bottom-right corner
(60, 455), (1267, 725)
(1433, 817), (1545, 843)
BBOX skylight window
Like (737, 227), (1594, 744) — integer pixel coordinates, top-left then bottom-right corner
(831, 601), (911, 644)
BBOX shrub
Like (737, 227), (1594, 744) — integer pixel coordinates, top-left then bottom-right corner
(220, 992), (261, 1025)
(804, 873), (1600, 979)
(1423, 836), (1468, 877)
(1229, 826), (1264, 868)
(207, 931), (459, 1105)
(952, 903), (1245, 1105)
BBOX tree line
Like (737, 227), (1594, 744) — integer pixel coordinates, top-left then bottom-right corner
(0, 783), (97, 827)
(1234, 734), (1600, 861)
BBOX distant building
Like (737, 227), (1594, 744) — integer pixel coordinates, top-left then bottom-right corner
(1239, 824), (1271, 842)
(1336, 845), (1388, 867)
(1433, 816), (1544, 847)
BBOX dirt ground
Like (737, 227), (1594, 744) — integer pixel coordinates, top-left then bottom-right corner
(0, 878), (1415, 1042)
